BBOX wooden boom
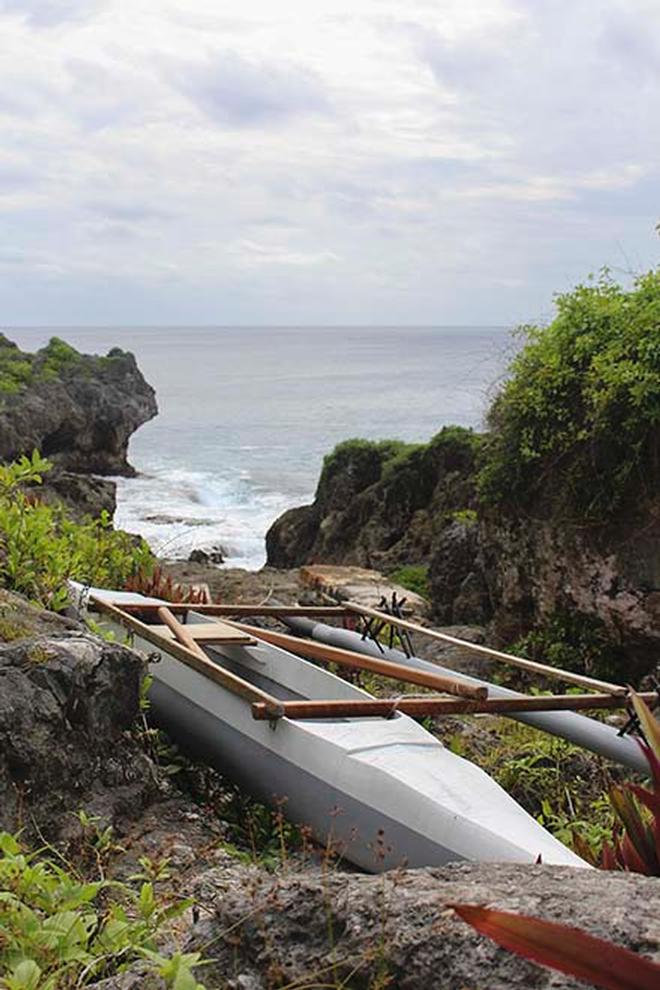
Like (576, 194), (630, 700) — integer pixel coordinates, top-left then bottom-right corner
(344, 601), (627, 696)
(157, 606), (208, 660)
(252, 692), (657, 721)
(115, 602), (348, 618)
(233, 623), (487, 700)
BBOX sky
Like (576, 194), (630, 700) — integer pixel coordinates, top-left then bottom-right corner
(0, 0), (658, 326)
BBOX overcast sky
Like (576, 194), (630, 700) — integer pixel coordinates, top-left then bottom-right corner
(0, 0), (658, 326)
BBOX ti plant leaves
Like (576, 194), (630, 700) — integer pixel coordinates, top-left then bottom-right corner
(451, 903), (660, 990)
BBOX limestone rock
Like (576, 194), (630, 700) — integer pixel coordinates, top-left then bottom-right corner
(266, 428), (480, 570)
(299, 563), (428, 613)
(0, 608), (157, 843)
(0, 335), (157, 477)
(36, 468), (117, 519)
(186, 861), (660, 989)
(428, 519), (490, 624)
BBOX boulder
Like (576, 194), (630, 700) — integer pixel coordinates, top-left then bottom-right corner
(186, 860), (660, 989)
(0, 592), (157, 844)
(36, 468), (117, 520)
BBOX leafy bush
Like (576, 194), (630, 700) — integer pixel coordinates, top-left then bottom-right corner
(427, 424), (482, 457)
(0, 451), (153, 610)
(35, 337), (82, 381)
(123, 565), (209, 604)
(0, 337), (33, 396)
(0, 831), (205, 989)
(512, 610), (624, 684)
(387, 564), (429, 599)
(320, 437), (421, 484)
(479, 269), (660, 517)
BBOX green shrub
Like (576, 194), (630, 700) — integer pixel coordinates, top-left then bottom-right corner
(0, 451), (153, 610)
(512, 611), (627, 684)
(479, 269), (660, 517)
(0, 831), (205, 989)
(449, 508), (478, 525)
(321, 437), (418, 475)
(388, 564), (430, 599)
(427, 424), (483, 456)
(0, 336), (34, 395)
(35, 337), (82, 381)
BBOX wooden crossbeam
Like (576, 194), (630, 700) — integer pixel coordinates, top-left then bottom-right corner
(233, 623), (487, 700)
(251, 691), (657, 721)
(345, 601), (627, 696)
(157, 606), (208, 659)
(89, 597), (279, 708)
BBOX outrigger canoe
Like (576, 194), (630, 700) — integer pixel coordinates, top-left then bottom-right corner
(79, 586), (588, 871)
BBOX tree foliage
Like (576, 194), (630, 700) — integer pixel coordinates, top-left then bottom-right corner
(479, 269), (660, 518)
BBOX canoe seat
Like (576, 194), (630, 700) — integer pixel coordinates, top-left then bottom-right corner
(150, 622), (256, 645)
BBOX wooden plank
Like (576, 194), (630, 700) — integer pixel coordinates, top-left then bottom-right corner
(112, 602), (349, 618)
(234, 623), (486, 700)
(251, 691), (657, 721)
(89, 596), (280, 709)
(150, 622), (257, 645)
(344, 601), (627, 696)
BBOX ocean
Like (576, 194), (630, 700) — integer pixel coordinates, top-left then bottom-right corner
(8, 326), (515, 569)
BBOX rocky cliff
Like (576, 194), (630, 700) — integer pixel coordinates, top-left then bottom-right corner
(267, 429), (481, 572)
(0, 334), (157, 478)
(266, 429), (660, 682)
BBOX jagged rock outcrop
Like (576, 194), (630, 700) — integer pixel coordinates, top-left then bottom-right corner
(0, 334), (157, 477)
(266, 429), (481, 570)
(474, 502), (660, 681)
(0, 590), (157, 843)
(267, 426), (660, 680)
(186, 860), (660, 989)
(36, 469), (117, 519)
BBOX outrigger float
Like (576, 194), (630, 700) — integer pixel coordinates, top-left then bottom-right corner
(79, 587), (657, 873)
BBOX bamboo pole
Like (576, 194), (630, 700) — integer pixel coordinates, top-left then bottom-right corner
(252, 692), (656, 721)
(89, 597), (281, 709)
(114, 602), (349, 618)
(233, 623), (487, 700)
(344, 601), (626, 696)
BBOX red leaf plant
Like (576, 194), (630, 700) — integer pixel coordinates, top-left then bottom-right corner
(450, 903), (660, 990)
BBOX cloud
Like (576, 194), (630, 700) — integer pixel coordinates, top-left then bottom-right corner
(416, 1), (660, 178)
(0, 0), (656, 326)
(0, 0), (105, 27)
(165, 50), (331, 127)
(84, 200), (174, 223)
(227, 239), (339, 267)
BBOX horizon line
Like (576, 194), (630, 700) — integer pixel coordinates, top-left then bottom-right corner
(5, 323), (514, 331)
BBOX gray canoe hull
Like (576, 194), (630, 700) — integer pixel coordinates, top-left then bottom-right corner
(84, 586), (588, 871)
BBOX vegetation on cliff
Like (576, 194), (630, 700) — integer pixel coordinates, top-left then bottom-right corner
(479, 269), (660, 517)
(0, 335), (132, 397)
